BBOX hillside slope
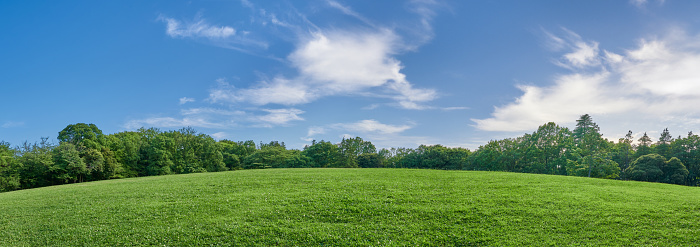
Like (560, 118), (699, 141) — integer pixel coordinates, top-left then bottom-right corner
(1, 169), (699, 246)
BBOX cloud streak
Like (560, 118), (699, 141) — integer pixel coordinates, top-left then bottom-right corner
(158, 16), (235, 39)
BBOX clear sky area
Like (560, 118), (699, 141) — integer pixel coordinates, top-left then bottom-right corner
(2, 0), (700, 149)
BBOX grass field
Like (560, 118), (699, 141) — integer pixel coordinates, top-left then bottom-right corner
(1, 168), (699, 246)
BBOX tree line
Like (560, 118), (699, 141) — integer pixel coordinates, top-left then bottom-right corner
(0, 115), (698, 192)
(468, 114), (695, 186)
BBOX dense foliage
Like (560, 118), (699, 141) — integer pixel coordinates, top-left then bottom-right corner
(1, 114), (699, 192)
(468, 114), (697, 186)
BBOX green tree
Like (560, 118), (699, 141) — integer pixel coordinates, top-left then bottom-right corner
(672, 132), (700, 186)
(0, 141), (20, 191)
(58, 123), (105, 150)
(636, 132), (653, 157)
(283, 151), (312, 168)
(17, 138), (55, 188)
(53, 143), (88, 183)
(108, 131), (144, 177)
(627, 154), (665, 182)
(357, 153), (382, 168)
(566, 152), (620, 179)
(656, 128), (673, 159)
(529, 122), (573, 175)
(611, 130), (635, 178)
(663, 157), (688, 185)
(572, 114), (604, 157)
(243, 146), (293, 169)
(302, 141), (341, 168)
(337, 137), (376, 168)
(143, 134), (175, 176)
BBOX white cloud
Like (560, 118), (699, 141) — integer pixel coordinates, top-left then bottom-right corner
(441, 106), (469, 111)
(209, 78), (316, 106)
(252, 108), (305, 127)
(302, 119), (435, 148)
(327, 0), (376, 27)
(334, 119), (413, 134)
(547, 28), (601, 69)
(474, 28), (700, 138)
(630, 0), (665, 8)
(304, 119), (412, 139)
(158, 16), (235, 39)
(181, 107), (245, 116)
(290, 31), (402, 92)
(124, 117), (227, 130)
(2, 121), (24, 128)
(210, 132), (229, 140)
(307, 126), (326, 136)
(210, 30), (437, 109)
(179, 97), (195, 105)
(630, 0), (648, 8)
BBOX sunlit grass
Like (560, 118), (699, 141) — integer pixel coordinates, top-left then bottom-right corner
(1, 168), (699, 246)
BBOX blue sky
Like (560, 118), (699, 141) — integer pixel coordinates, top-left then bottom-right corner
(2, 0), (700, 149)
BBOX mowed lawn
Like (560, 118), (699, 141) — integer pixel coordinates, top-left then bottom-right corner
(1, 168), (699, 246)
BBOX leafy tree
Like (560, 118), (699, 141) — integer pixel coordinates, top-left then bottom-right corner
(142, 134), (175, 176)
(468, 138), (516, 171)
(303, 141), (340, 168)
(283, 151), (312, 168)
(529, 122), (573, 175)
(243, 146), (293, 169)
(108, 131), (143, 177)
(381, 147), (413, 168)
(53, 143), (87, 183)
(0, 141), (20, 191)
(627, 154), (665, 182)
(17, 138), (55, 188)
(58, 123), (105, 150)
(663, 157), (688, 185)
(611, 130), (635, 178)
(398, 145), (468, 170)
(566, 152), (620, 179)
(337, 137), (376, 168)
(219, 140), (257, 170)
(673, 132), (700, 186)
(82, 148), (105, 180)
(357, 153), (382, 168)
(200, 136), (227, 172)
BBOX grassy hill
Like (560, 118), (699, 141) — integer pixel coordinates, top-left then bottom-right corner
(1, 168), (699, 246)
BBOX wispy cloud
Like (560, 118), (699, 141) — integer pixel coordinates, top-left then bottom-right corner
(208, 78), (316, 106)
(303, 119), (425, 148)
(158, 15), (235, 39)
(124, 117), (229, 130)
(252, 108), (305, 127)
(630, 0), (666, 8)
(334, 119), (413, 134)
(326, 0), (376, 28)
(473, 28), (700, 138)
(2, 121), (24, 128)
(545, 28), (601, 69)
(181, 107), (245, 116)
(179, 97), (195, 105)
(210, 132), (229, 140)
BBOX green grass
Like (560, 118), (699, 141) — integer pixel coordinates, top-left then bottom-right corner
(1, 168), (699, 246)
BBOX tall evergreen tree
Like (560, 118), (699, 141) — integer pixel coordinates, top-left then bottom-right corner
(572, 114), (603, 157)
(636, 132), (653, 157)
(656, 128), (673, 159)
